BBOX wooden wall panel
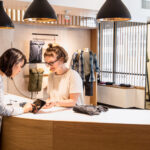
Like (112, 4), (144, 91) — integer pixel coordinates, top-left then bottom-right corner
(90, 29), (98, 106)
(53, 121), (150, 150)
(1, 117), (150, 150)
(1, 117), (53, 150)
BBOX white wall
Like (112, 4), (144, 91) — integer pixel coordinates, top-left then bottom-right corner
(123, 0), (150, 22)
(5, 0), (150, 22)
(49, 0), (150, 23)
(0, 23), (91, 101)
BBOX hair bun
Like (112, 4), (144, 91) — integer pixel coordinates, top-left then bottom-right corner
(48, 43), (53, 48)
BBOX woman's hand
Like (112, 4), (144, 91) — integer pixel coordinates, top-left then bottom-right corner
(42, 99), (56, 109)
(23, 102), (33, 113)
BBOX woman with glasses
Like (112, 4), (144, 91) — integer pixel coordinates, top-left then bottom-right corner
(0, 48), (33, 116)
(44, 44), (84, 108)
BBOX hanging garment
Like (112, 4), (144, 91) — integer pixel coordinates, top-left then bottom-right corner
(83, 74), (93, 96)
(71, 50), (99, 82)
(28, 68), (44, 92)
(29, 40), (45, 63)
(71, 50), (99, 96)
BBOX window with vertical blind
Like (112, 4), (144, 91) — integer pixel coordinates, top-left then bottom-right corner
(99, 22), (147, 87)
(142, 0), (150, 9)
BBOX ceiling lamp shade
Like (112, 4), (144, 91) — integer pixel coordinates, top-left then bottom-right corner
(0, 1), (14, 29)
(24, 0), (57, 22)
(96, 0), (131, 22)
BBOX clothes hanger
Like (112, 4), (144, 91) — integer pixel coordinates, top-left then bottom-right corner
(32, 33), (59, 42)
(32, 34), (50, 42)
(33, 34), (40, 41)
(33, 36), (49, 41)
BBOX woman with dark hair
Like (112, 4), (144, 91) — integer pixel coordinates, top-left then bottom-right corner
(43, 44), (84, 108)
(0, 48), (33, 116)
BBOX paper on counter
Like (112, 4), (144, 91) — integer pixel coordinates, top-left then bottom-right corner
(38, 107), (71, 114)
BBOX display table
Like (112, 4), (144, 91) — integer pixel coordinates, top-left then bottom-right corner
(97, 85), (145, 109)
(1, 94), (150, 150)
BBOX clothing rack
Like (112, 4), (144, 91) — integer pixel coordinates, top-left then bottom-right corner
(32, 33), (58, 36)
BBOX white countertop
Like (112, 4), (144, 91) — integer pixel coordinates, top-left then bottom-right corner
(15, 107), (150, 125)
(4, 94), (150, 125)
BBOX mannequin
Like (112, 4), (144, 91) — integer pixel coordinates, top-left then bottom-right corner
(83, 48), (89, 52)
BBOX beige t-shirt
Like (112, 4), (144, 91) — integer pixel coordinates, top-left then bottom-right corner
(47, 69), (84, 105)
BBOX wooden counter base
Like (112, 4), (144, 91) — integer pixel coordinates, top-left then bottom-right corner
(1, 117), (150, 150)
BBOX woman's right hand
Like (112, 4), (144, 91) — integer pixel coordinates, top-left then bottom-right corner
(23, 102), (33, 113)
(42, 99), (55, 109)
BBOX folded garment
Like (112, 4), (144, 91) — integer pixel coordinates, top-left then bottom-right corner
(105, 82), (114, 85)
(73, 105), (108, 116)
(119, 83), (131, 87)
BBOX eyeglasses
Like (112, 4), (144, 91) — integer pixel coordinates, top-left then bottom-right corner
(45, 58), (59, 66)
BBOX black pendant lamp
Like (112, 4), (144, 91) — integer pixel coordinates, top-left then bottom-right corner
(96, 0), (131, 22)
(0, 1), (14, 29)
(24, 0), (57, 22)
